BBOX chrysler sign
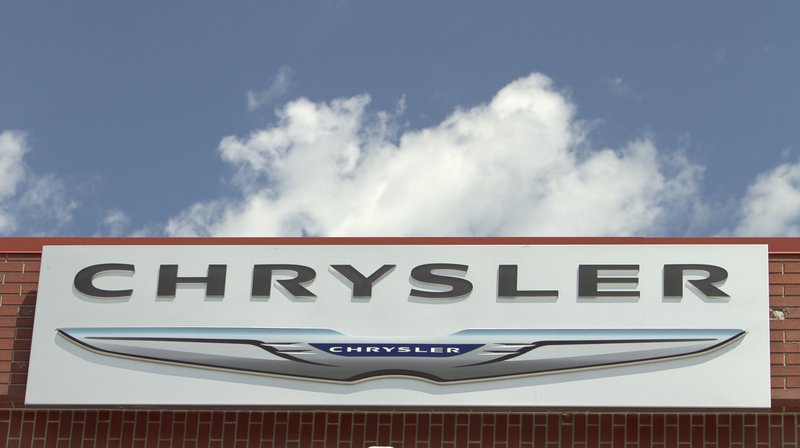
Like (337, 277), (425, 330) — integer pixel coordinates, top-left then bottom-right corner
(27, 244), (770, 407)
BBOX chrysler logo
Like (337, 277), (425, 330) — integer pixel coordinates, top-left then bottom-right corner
(58, 327), (745, 383)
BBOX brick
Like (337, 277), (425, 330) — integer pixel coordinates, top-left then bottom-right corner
(785, 286), (800, 296)
(785, 263), (800, 273)
(2, 273), (39, 284)
(0, 317), (17, 328)
(0, 295), (34, 306)
(0, 285), (20, 294)
(784, 415), (797, 444)
(772, 353), (786, 365)
(771, 297), (800, 306)
(787, 354), (800, 364)
(772, 342), (800, 352)
(12, 317), (32, 328)
(771, 273), (800, 284)
(771, 365), (800, 376)
(21, 262), (40, 273)
(770, 285), (784, 296)
(7, 254), (40, 262)
(0, 263), (24, 273)
(787, 331), (800, 341)
(32, 411), (47, 439)
(6, 384), (25, 397)
(770, 320), (800, 330)
(772, 388), (800, 401)
(0, 307), (21, 317)
(10, 372), (27, 384)
(626, 415), (639, 442)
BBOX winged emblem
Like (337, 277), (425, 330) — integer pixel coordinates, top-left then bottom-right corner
(58, 327), (744, 383)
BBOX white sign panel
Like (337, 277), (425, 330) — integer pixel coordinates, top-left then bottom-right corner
(27, 244), (770, 407)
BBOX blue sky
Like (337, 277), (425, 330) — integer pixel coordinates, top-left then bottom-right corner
(1, 3), (799, 236)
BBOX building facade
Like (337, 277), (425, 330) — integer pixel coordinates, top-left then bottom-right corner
(0, 237), (798, 447)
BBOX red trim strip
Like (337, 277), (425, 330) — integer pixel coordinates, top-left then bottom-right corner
(0, 237), (797, 254)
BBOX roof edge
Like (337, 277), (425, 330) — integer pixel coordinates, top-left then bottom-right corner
(0, 237), (797, 254)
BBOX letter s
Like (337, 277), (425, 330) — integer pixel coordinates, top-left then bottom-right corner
(410, 263), (472, 299)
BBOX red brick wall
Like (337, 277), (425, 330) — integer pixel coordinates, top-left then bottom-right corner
(770, 256), (800, 405)
(1, 249), (799, 447)
(0, 410), (798, 448)
(0, 253), (37, 404)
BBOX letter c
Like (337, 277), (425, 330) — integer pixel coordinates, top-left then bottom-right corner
(74, 264), (135, 298)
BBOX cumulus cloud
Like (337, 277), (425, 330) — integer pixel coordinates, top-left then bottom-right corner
(166, 73), (705, 237)
(0, 131), (33, 233)
(734, 159), (800, 236)
(247, 66), (294, 111)
(96, 209), (130, 236)
(0, 131), (27, 199)
(0, 130), (77, 235)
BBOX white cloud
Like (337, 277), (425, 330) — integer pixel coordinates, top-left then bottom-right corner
(247, 66), (294, 111)
(20, 174), (77, 225)
(734, 159), (800, 236)
(96, 209), (130, 236)
(607, 76), (642, 102)
(0, 131), (28, 199)
(166, 73), (705, 237)
(0, 130), (77, 235)
(0, 131), (30, 233)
